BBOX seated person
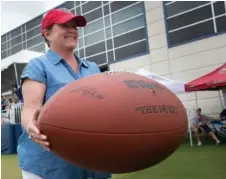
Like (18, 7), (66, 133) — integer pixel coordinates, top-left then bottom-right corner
(192, 108), (221, 146)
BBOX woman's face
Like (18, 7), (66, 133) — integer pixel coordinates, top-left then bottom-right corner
(45, 20), (79, 51)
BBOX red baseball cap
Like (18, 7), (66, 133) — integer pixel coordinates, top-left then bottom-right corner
(41, 9), (87, 34)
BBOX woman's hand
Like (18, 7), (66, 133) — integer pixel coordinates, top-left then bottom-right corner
(26, 109), (50, 151)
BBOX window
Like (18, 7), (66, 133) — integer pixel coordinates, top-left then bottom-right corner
(1, 51), (7, 59)
(1, 1), (149, 65)
(11, 35), (22, 46)
(113, 15), (145, 36)
(114, 28), (146, 48)
(82, 1), (101, 14)
(79, 48), (85, 58)
(115, 40), (147, 61)
(1, 42), (7, 51)
(26, 26), (41, 40)
(167, 6), (212, 31)
(166, 1), (209, 17)
(1, 34), (7, 42)
(164, 1), (226, 46)
(107, 51), (114, 63)
(84, 19), (103, 35)
(83, 8), (102, 23)
(110, 1), (136, 13)
(26, 16), (42, 31)
(57, 1), (74, 10)
(76, 7), (81, 14)
(104, 5), (110, 16)
(11, 27), (22, 39)
(169, 20), (215, 44)
(216, 16), (226, 32)
(28, 43), (45, 52)
(27, 35), (44, 48)
(85, 30), (104, 45)
(85, 41), (105, 57)
(111, 3), (143, 24)
(214, 1), (226, 16)
(86, 53), (107, 65)
(11, 44), (23, 55)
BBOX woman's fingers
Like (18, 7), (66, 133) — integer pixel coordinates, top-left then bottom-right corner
(29, 131), (48, 141)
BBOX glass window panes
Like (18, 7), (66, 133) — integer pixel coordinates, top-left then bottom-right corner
(23, 34), (26, 43)
(111, 1), (137, 13)
(107, 39), (113, 50)
(1, 1), (149, 65)
(27, 35), (44, 48)
(82, 1), (101, 14)
(166, 1), (210, 17)
(104, 4), (110, 16)
(86, 53), (107, 65)
(105, 27), (112, 38)
(112, 3), (143, 24)
(79, 38), (84, 48)
(26, 26), (41, 39)
(216, 15), (226, 32)
(167, 5), (212, 31)
(76, 7), (81, 15)
(1, 43), (7, 51)
(214, 1), (226, 16)
(164, 1), (226, 46)
(169, 20), (214, 45)
(11, 44), (23, 55)
(57, 1), (74, 10)
(84, 18), (103, 35)
(26, 16), (42, 30)
(79, 48), (85, 58)
(85, 30), (104, 45)
(115, 40), (146, 61)
(84, 8), (102, 23)
(11, 35), (22, 46)
(75, 1), (80, 6)
(113, 15), (145, 36)
(107, 51), (114, 63)
(1, 34), (7, 42)
(28, 43), (45, 52)
(114, 28), (146, 48)
(85, 41), (105, 57)
(104, 16), (110, 27)
(23, 42), (26, 49)
(1, 51), (7, 59)
(11, 26), (21, 39)
(78, 28), (83, 36)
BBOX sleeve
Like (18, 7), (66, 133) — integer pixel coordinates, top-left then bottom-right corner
(20, 58), (47, 86)
(89, 62), (101, 74)
(95, 64), (101, 73)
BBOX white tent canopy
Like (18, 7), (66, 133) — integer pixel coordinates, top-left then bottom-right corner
(1, 50), (43, 93)
(1, 50), (43, 71)
(135, 68), (186, 94)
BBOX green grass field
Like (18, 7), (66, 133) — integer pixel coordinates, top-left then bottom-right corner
(1, 143), (226, 179)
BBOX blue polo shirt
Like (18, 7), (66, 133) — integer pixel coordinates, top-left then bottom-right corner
(17, 49), (111, 179)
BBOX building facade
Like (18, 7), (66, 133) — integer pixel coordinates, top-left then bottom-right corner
(1, 1), (226, 117)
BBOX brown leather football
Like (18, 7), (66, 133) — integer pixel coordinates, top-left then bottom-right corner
(37, 71), (187, 173)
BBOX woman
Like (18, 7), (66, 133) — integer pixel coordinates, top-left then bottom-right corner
(17, 8), (112, 179)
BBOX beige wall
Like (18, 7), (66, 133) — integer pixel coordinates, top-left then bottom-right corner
(109, 1), (226, 117)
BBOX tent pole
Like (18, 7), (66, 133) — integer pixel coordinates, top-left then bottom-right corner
(195, 92), (198, 108)
(13, 62), (19, 88)
(218, 90), (224, 110)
